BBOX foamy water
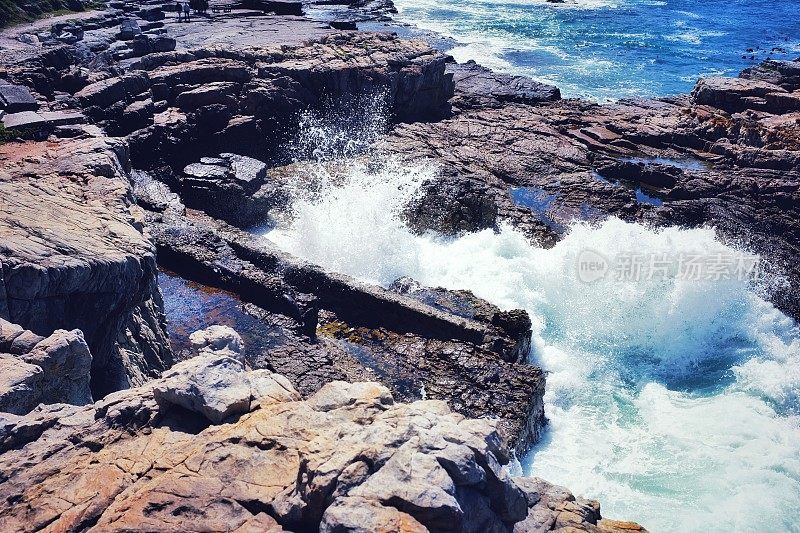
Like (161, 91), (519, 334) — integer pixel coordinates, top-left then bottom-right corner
(264, 118), (800, 531)
(391, 0), (800, 99)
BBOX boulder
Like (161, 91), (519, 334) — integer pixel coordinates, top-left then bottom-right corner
(130, 169), (185, 214)
(0, 320), (92, 414)
(178, 153), (285, 227)
(0, 354), (43, 415)
(154, 325), (298, 423)
(128, 34), (176, 57)
(118, 98), (155, 134)
(0, 83), (39, 113)
(118, 18), (142, 40)
(188, 324), (244, 360)
(153, 353), (254, 423)
(0, 320), (43, 354)
(320, 497), (427, 532)
(23, 329), (93, 407)
(136, 6), (165, 21)
(1, 110), (85, 136)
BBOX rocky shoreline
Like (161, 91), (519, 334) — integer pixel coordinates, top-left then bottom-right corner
(0, 0), (797, 530)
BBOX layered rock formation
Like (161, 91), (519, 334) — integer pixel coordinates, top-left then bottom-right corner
(0, 136), (172, 396)
(2, 2), (794, 531)
(0, 326), (642, 532)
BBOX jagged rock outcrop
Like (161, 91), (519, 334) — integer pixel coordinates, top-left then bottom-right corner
(0, 319), (92, 415)
(148, 211), (545, 453)
(512, 477), (646, 533)
(383, 58), (800, 319)
(448, 60), (561, 109)
(0, 329), (642, 532)
(0, 135), (172, 396)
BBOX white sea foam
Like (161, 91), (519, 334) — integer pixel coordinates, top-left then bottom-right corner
(392, 0), (800, 101)
(264, 113), (800, 532)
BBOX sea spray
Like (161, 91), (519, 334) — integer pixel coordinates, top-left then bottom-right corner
(271, 95), (436, 282)
(285, 91), (391, 164)
(264, 109), (800, 532)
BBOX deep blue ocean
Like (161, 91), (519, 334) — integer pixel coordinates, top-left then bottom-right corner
(392, 0), (800, 99)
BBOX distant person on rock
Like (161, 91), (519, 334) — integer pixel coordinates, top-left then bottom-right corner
(183, 2), (191, 22)
(175, 1), (183, 21)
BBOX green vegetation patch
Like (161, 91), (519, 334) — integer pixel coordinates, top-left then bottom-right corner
(0, 0), (102, 29)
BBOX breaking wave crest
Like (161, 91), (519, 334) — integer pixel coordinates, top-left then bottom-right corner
(264, 108), (800, 532)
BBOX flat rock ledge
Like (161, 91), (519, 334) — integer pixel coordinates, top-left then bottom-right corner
(0, 326), (645, 533)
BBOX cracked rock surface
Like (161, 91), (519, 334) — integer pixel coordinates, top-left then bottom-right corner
(0, 325), (643, 533)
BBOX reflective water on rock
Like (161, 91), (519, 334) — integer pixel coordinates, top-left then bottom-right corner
(158, 269), (287, 361)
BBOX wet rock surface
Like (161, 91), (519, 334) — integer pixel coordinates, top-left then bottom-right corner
(384, 58), (800, 319)
(148, 210), (545, 454)
(404, 166), (500, 235)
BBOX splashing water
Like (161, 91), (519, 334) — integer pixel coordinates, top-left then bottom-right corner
(285, 92), (390, 163)
(264, 113), (800, 532)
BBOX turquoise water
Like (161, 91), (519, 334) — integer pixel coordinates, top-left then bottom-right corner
(265, 148), (800, 532)
(393, 0), (800, 99)
(261, 100), (800, 530)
